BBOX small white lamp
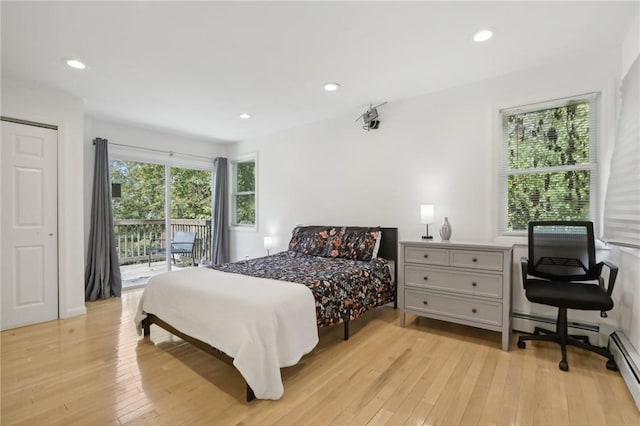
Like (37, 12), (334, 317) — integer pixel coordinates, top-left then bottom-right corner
(263, 236), (273, 256)
(420, 204), (435, 240)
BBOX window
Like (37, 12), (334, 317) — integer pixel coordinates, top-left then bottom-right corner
(500, 94), (597, 233)
(231, 154), (257, 228)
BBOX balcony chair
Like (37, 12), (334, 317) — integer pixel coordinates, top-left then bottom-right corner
(517, 221), (618, 372)
(148, 231), (196, 267)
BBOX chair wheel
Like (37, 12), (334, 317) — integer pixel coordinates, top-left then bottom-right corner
(517, 340), (526, 349)
(559, 361), (569, 371)
(606, 359), (617, 371)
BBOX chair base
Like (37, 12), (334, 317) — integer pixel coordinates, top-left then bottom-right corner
(517, 307), (617, 372)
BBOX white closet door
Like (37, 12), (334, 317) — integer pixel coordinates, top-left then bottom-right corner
(1, 121), (58, 330)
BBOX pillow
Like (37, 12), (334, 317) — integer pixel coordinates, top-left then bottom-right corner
(320, 227), (346, 258)
(372, 230), (382, 259)
(287, 226), (331, 256)
(322, 226), (381, 261)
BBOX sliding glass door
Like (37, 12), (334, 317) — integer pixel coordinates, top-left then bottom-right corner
(170, 166), (212, 267)
(110, 160), (212, 288)
(111, 160), (167, 287)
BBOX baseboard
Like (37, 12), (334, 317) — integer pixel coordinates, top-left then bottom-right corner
(609, 332), (640, 411)
(60, 306), (87, 318)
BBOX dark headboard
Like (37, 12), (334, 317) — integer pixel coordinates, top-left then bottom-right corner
(378, 228), (398, 309)
(378, 227), (398, 265)
(379, 227), (398, 308)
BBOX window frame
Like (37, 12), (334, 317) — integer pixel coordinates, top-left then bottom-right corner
(499, 93), (598, 236)
(230, 152), (258, 231)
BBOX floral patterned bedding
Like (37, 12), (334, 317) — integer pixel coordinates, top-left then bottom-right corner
(211, 251), (394, 327)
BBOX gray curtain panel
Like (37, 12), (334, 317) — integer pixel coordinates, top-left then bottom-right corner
(211, 157), (229, 265)
(85, 138), (122, 300)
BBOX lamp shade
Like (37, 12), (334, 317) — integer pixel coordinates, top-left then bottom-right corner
(263, 236), (273, 250)
(420, 204), (435, 224)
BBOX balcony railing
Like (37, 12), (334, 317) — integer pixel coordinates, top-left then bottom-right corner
(114, 219), (212, 265)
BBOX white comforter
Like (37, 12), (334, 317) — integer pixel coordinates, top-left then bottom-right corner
(134, 267), (319, 400)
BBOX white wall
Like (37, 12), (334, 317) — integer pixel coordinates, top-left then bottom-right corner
(1, 77), (86, 318)
(228, 45), (633, 341)
(228, 46), (620, 258)
(83, 117), (228, 252)
(621, 11), (640, 78)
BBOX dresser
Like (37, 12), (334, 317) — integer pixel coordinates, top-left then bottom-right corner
(398, 240), (513, 351)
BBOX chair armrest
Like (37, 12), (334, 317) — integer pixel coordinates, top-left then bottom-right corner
(149, 239), (167, 255)
(520, 257), (529, 289)
(598, 260), (618, 296)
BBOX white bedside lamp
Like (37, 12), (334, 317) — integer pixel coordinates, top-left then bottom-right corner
(420, 204), (434, 240)
(263, 236), (273, 256)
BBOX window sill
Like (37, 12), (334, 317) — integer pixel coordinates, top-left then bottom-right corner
(494, 235), (632, 252)
(230, 225), (257, 232)
(494, 235), (528, 247)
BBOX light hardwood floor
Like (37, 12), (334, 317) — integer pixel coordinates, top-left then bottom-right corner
(2, 289), (639, 425)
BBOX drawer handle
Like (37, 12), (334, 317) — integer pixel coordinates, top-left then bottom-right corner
(423, 254), (429, 258)
(423, 300), (428, 305)
(472, 308), (477, 313)
(472, 258), (478, 262)
(472, 282), (477, 287)
(423, 276), (429, 281)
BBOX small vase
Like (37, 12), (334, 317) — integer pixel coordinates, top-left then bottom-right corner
(440, 217), (452, 241)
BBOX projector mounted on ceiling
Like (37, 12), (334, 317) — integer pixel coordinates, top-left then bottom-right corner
(355, 102), (387, 131)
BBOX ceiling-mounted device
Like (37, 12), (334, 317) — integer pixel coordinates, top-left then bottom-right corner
(355, 102), (387, 131)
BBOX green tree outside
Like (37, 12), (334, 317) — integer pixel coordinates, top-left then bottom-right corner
(110, 160), (212, 220)
(505, 102), (592, 231)
(234, 160), (255, 225)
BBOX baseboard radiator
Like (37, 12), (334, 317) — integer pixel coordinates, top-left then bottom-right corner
(511, 312), (600, 340)
(609, 332), (640, 411)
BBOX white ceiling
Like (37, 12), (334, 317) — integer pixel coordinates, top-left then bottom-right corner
(2, 1), (637, 143)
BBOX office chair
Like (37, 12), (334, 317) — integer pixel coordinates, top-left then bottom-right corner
(517, 221), (618, 372)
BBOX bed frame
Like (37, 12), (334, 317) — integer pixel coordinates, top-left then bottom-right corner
(141, 313), (256, 401)
(141, 226), (398, 402)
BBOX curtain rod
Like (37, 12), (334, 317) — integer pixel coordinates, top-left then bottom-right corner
(1, 116), (58, 130)
(93, 139), (214, 162)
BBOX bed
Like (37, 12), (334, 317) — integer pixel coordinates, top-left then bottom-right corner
(135, 226), (397, 401)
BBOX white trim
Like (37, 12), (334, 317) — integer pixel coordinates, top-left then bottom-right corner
(109, 144), (214, 171)
(229, 152), (258, 232)
(499, 92), (598, 115)
(164, 166), (172, 271)
(60, 306), (87, 319)
(506, 163), (595, 175)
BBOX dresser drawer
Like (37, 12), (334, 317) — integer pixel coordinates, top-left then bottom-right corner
(404, 266), (503, 299)
(405, 289), (502, 327)
(404, 246), (449, 266)
(450, 249), (503, 271)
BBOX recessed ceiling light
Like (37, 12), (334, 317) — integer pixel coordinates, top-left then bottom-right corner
(239, 113), (251, 119)
(323, 82), (341, 92)
(65, 58), (86, 69)
(473, 29), (493, 43)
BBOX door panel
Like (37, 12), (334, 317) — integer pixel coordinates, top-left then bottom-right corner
(15, 167), (44, 225)
(1, 121), (58, 330)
